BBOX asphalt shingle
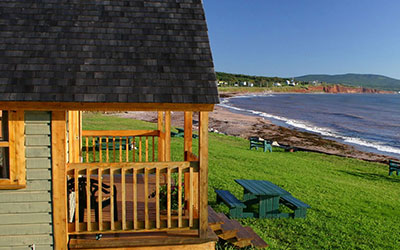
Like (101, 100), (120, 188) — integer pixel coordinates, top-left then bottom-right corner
(0, 0), (218, 104)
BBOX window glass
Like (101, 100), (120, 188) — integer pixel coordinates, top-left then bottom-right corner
(0, 147), (9, 178)
(0, 111), (9, 179)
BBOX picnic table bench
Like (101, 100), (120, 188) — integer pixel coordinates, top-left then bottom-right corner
(95, 136), (134, 150)
(215, 179), (310, 219)
(171, 128), (198, 138)
(215, 190), (247, 218)
(389, 159), (400, 176)
(249, 137), (272, 152)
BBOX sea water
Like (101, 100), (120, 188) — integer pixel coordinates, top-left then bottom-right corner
(220, 93), (400, 158)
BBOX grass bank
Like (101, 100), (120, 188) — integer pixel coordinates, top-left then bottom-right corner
(83, 113), (400, 250)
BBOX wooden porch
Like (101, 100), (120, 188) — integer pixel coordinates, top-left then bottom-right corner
(59, 111), (213, 249)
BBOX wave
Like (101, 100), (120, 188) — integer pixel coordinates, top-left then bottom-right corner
(218, 101), (400, 156)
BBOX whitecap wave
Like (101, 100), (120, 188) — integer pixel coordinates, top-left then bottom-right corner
(218, 101), (400, 156)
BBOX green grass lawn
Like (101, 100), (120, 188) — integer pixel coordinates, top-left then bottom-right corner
(83, 113), (400, 250)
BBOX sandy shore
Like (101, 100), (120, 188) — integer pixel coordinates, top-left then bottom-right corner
(112, 92), (392, 163)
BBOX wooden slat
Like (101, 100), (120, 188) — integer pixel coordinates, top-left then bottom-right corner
(178, 167), (182, 228)
(74, 170), (79, 232)
(167, 167), (171, 228)
(132, 137), (136, 162)
(82, 130), (160, 137)
(156, 168), (160, 229)
(99, 137), (102, 162)
(121, 168), (126, 230)
(51, 111), (68, 250)
(133, 168), (138, 230)
(125, 137), (129, 162)
(118, 137), (121, 162)
(98, 168), (103, 231)
(139, 136), (142, 162)
(85, 137), (89, 163)
(165, 111), (171, 161)
(152, 136), (155, 161)
(112, 137), (116, 163)
(92, 137), (95, 162)
(189, 167), (193, 227)
(106, 137), (109, 163)
(86, 169), (91, 231)
(0, 141), (9, 147)
(144, 167), (149, 229)
(145, 136), (149, 162)
(110, 168), (115, 230)
(199, 111), (209, 238)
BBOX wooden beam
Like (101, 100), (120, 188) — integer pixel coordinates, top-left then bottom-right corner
(52, 111), (68, 250)
(164, 111), (171, 162)
(14, 110), (25, 185)
(157, 112), (165, 162)
(0, 102), (215, 112)
(82, 130), (159, 137)
(68, 111), (81, 163)
(198, 112), (209, 239)
(184, 112), (193, 161)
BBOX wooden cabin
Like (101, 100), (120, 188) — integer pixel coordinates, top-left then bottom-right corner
(0, 1), (219, 249)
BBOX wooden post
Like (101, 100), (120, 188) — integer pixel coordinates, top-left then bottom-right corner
(198, 112), (209, 238)
(68, 111), (80, 163)
(157, 112), (165, 162)
(165, 111), (171, 162)
(184, 111), (193, 161)
(52, 111), (68, 250)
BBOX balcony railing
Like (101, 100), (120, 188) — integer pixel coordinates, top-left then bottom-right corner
(66, 161), (199, 235)
(81, 130), (159, 163)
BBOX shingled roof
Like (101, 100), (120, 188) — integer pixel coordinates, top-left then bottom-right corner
(0, 0), (219, 104)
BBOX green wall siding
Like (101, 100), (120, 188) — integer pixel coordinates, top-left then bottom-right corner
(0, 111), (53, 249)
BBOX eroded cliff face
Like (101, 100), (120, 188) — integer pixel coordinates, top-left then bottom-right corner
(294, 85), (393, 94)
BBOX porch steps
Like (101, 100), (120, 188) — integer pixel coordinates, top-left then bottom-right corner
(244, 226), (269, 249)
(207, 206), (269, 249)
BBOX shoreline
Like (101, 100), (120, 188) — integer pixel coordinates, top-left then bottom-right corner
(112, 92), (395, 163)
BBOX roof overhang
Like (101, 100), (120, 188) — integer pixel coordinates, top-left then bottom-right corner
(0, 101), (215, 112)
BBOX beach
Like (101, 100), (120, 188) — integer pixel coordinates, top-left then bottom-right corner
(113, 91), (392, 163)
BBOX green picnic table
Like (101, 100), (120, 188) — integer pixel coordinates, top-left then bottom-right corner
(234, 179), (310, 219)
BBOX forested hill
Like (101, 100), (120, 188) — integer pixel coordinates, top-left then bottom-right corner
(295, 74), (400, 91)
(216, 72), (293, 86)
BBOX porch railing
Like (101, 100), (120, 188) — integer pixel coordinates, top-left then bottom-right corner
(66, 161), (199, 235)
(81, 130), (159, 163)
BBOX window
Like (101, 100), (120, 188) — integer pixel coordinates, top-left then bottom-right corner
(0, 111), (9, 178)
(0, 110), (25, 189)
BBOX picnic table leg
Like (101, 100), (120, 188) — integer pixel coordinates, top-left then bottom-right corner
(259, 196), (267, 218)
(259, 195), (281, 218)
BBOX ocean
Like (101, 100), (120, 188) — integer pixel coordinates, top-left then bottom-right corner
(220, 93), (400, 159)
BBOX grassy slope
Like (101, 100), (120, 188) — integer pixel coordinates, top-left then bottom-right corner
(83, 113), (400, 250)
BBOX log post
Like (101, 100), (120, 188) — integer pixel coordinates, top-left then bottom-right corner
(198, 111), (209, 238)
(184, 111), (193, 160)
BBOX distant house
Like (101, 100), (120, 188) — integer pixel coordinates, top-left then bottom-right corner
(234, 83), (239, 87)
(239, 81), (248, 87)
(286, 80), (297, 86)
(274, 82), (282, 87)
(249, 83), (254, 87)
(218, 81), (228, 86)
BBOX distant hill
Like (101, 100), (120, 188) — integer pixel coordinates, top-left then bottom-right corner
(295, 74), (400, 91)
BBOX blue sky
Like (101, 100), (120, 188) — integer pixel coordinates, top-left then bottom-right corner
(203, 0), (400, 79)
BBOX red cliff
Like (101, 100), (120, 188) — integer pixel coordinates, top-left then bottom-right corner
(293, 85), (393, 94)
